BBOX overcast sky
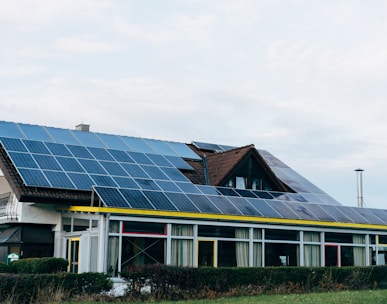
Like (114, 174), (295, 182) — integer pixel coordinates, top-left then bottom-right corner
(1, 1), (387, 209)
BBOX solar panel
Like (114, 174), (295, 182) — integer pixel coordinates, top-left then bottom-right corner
(207, 195), (242, 215)
(23, 140), (50, 154)
(90, 174), (117, 187)
(337, 206), (369, 224)
(72, 130), (105, 148)
(0, 121), (24, 138)
(146, 154), (173, 167)
(155, 180), (182, 192)
(94, 186), (129, 208)
(67, 173), (95, 190)
(0, 137), (28, 152)
(226, 196), (263, 216)
(119, 188), (154, 209)
(161, 167), (189, 182)
(108, 149), (134, 163)
(56, 156), (85, 173)
(321, 205), (353, 223)
(352, 206), (385, 225)
(187, 194), (222, 214)
(88, 147), (114, 161)
(120, 163), (149, 178)
(252, 191), (273, 199)
(165, 192), (199, 212)
(197, 185), (220, 195)
(246, 198), (281, 218)
(99, 161), (127, 176)
(269, 200), (301, 219)
(121, 136), (153, 153)
(127, 152), (153, 165)
(216, 187), (240, 197)
(8, 152), (38, 168)
(45, 142), (72, 157)
(143, 139), (178, 157)
(18, 168), (51, 187)
(234, 189), (257, 198)
(302, 203), (336, 222)
(45, 127), (80, 145)
(43, 171), (76, 189)
(142, 190), (177, 211)
(166, 141), (201, 160)
(67, 145), (94, 159)
(78, 159), (107, 174)
(176, 182), (201, 194)
(134, 178), (160, 190)
(141, 165), (169, 180)
(112, 176), (139, 189)
(285, 202), (319, 220)
(19, 124), (52, 141)
(164, 156), (193, 170)
(96, 133), (129, 150)
(33, 154), (62, 170)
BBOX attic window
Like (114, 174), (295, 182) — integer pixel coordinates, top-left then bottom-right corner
(236, 177), (246, 189)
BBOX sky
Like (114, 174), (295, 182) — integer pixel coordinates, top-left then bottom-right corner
(1, 1), (387, 209)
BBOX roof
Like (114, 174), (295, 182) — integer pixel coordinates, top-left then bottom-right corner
(0, 120), (386, 229)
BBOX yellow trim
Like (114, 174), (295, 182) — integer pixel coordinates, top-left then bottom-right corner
(58, 206), (387, 231)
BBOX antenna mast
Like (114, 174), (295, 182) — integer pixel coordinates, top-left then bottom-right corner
(354, 168), (364, 208)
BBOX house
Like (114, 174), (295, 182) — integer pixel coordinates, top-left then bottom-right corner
(0, 120), (387, 274)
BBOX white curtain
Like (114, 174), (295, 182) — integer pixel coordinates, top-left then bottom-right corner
(353, 235), (366, 266)
(107, 221), (120, 276)
(235, 228), (249, 267)
(108, 236), (119, 275)
(304, 245), (320, 266)
(171, 225), (193, 267)
(253, 229), (262, 267)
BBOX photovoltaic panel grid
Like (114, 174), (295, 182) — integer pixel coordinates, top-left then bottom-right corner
(0, 121), (200, 160)
(93, 184), (387, 225)
(0, 137), (193, 191)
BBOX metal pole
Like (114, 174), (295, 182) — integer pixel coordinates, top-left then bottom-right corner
(354, 168), (364, 208)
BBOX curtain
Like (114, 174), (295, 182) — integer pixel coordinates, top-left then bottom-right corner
(108, 236), (119, 276)
(304, 245), (320, 266)
(107, 221), (120, 276)
(235, 228), (249, 267)
(353, 235), (366, 266)
(253, 243), (262, 266)
(303, 232), (320, 266)
(171, 225), (193, 267)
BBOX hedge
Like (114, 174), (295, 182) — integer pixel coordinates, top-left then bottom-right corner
(121, 264), (387, 300)
(0, 272), (111, 304)
(11, 257), (68, 274)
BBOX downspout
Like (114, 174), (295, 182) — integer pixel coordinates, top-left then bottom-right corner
(202, 155), (210, 185)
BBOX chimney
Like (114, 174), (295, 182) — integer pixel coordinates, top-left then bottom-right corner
(76, 124), (90, 132)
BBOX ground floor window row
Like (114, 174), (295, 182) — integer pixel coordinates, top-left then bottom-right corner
(99, 220), (387, 275)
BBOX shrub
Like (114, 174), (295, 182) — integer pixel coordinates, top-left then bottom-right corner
(0, 272), (111, 304)
(121, 265), (387, 301)
(12, 257), (68, 274)
(0, 262), (12, 273)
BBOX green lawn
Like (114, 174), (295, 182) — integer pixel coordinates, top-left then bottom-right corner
(75, 289), (387, 304)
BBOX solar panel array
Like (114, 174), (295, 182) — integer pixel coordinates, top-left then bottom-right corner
(0, 137), (192, 190)
(94, 185), (387, 225)
(258, 149), (341, 206)
(0, 121), (200, 160)
(1, 121), (386, 226)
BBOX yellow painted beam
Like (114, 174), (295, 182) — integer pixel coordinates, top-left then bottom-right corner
(57, 205), (387, 231)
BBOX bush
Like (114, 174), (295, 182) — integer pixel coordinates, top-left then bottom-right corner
(121, 265), (387, 301)
(0, 272), (111, 304)
(12, 257), (68, 274)
(0, 262), (12, 273)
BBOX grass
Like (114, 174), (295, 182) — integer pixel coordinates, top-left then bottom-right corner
(70, 289), (387, 304)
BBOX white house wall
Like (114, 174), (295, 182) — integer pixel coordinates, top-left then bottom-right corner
(19, 202), (59, 224)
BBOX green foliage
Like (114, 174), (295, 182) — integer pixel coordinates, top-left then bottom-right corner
(0, 272), (111, 304)
(121, 265), (387, 301)
(11, 257), (68, 274)
(0, 262), (13, 273)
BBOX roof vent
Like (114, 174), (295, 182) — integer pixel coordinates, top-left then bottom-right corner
(76, 124), (90, 132)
